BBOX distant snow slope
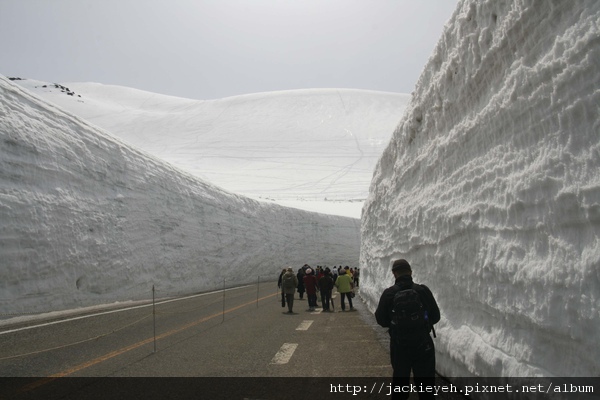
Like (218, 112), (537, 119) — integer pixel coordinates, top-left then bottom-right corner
(14, 80), (410, 218)
(0, 75), (360, 315)
(361, 0), (599, 377)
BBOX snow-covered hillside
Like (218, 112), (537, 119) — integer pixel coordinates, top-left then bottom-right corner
(13, 80), (410, 218)
(361, 0), (600, 377)
(0, 76), (361, 315)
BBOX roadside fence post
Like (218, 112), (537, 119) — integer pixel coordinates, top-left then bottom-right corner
(256, 276), (260, 307)
(222, 278), (226, 323)
(152, 285), (157, 353)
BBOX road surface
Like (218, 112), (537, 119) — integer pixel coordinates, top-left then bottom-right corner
(0, 282), (461, 399)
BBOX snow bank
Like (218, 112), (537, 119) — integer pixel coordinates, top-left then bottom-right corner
(14, 80), (410, 218)
(0, 76), (360, 315)
(360, 0), (599, 377)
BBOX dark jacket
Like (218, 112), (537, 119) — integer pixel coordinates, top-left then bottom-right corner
(318, 274), (334, 293)
(296, 270), (306, 293)
(375, 275), (440, 334)
(277, 270), (285, 288)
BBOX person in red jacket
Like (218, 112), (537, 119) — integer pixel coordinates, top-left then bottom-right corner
(303, 268), (319, 312)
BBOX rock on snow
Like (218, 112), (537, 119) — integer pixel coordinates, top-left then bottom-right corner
(0, 76), (360, 315)
(360, 0), (599, 377)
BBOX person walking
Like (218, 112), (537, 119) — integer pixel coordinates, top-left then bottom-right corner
(277, 268), (287, 307)
(281, 267), (299, 314)
(375, 259), (440, 400)
(344, 266), (353, 280)
(334, 269), (354, 311)
(318, 268), (334, 312)
(303, 268), (319, 311)
(296, 268), (306, 300)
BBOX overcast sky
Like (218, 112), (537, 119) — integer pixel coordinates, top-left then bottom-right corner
(1, 0), (459, 100)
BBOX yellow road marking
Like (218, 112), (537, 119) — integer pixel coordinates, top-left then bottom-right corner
(18, 291), (278, 394)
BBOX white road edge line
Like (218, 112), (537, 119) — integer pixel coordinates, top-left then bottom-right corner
(270, 343), (298, 365)
(296, 320), (314, 331)
(0, 285), (253, 336)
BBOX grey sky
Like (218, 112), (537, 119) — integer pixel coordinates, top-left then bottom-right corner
(1, 0), (459, 100)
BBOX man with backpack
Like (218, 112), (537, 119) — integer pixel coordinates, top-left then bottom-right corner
(375, 259), (440, 400)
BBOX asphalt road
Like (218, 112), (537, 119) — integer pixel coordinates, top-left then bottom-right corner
(0, 283), (462, 399)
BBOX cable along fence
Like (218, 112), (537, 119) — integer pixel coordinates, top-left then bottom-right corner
(0, 276), (279, 362)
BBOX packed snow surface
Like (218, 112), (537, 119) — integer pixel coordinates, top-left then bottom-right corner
(13, 80), (410, 218)
(0, 76), (362, 315)
(361, 0), (599, 377)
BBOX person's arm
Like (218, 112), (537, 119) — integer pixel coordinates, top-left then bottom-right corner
(375, 288), (393, 328)
(420, 285), (440, 325)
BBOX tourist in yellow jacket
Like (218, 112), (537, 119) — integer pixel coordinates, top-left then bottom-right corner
(334, 269), (355, 311)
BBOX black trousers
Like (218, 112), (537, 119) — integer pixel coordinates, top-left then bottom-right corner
(390, 334), (436, 400)
(320, 290), (332, 310)
(340, 292), (353, 310)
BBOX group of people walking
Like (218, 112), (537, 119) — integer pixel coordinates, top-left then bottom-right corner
(278, 259), (441, 400)
(278, 264), (360, 314)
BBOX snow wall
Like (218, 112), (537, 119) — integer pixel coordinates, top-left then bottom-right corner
(360, 0), (599, 377)
(0, 76), (360, 315)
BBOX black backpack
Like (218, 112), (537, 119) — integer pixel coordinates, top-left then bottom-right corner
(391, 284), (429, 338)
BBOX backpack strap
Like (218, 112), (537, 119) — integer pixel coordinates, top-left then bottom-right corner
(411, 283), (437, 338)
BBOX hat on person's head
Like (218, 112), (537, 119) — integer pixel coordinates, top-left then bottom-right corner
(391, 259), (412, 275)
(305, 268), (312, 275)
(287, 267), (293, 272)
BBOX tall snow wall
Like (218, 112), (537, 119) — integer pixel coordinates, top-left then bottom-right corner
(0, 76), (360, 315)
(360, 0), (599, 377)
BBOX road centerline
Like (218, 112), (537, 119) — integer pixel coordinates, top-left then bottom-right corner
(296, 320), (314, 331)
(270, 343), (298, 365)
